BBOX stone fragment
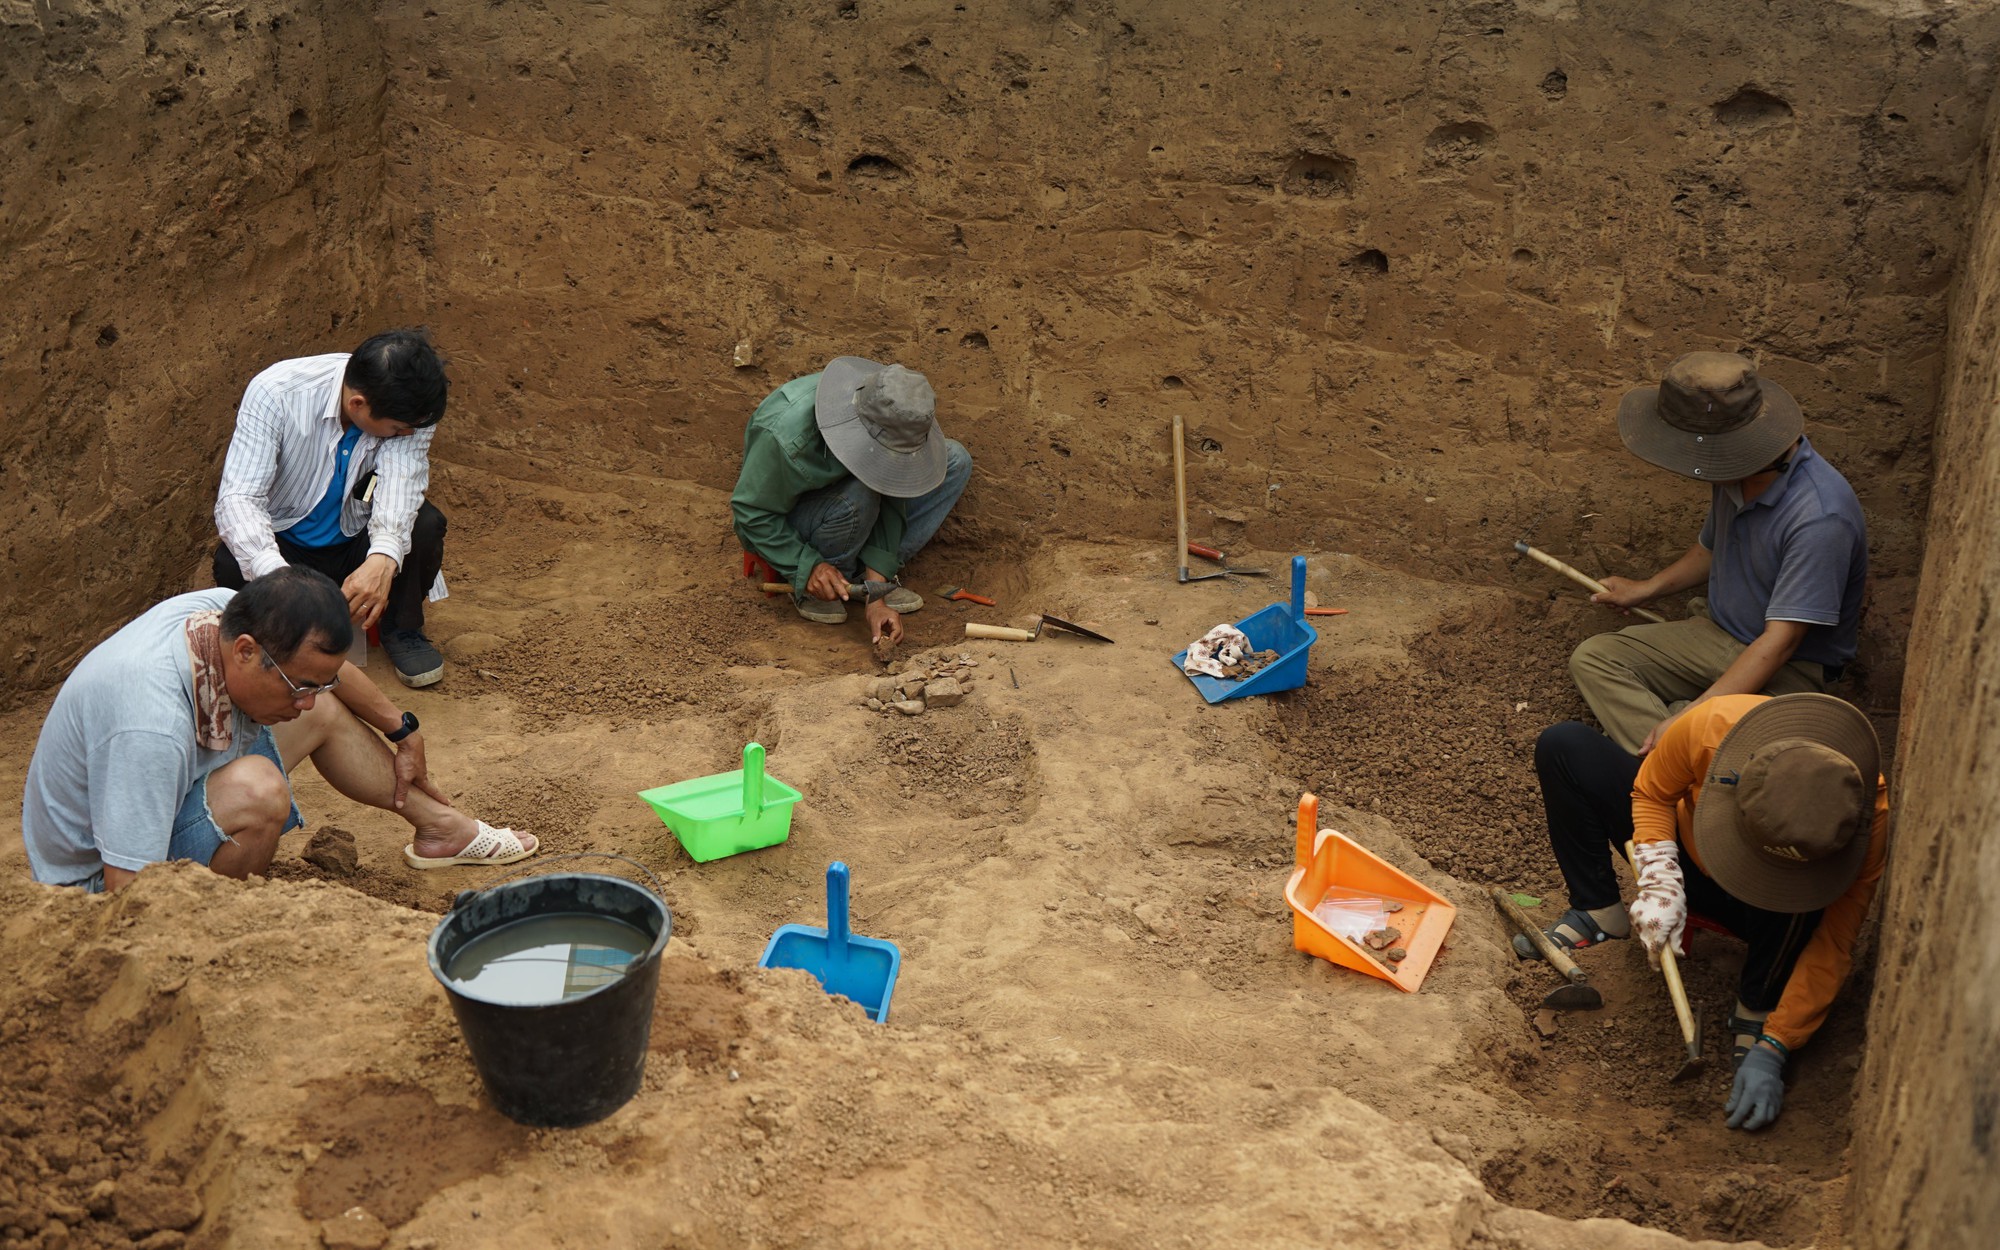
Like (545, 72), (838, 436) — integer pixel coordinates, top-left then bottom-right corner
(1386, 947), (1407, 962)
(891, 700), (925, 716)
(1362, 927), (1401, 951)
(923, 677), (965, 708)
(898, 676), (928, 699)
(868, 677), (901, 703)
(301, 826), (358, 878)
(320, 1206), (390, 1250)
(1533, 1008), (1560, 1039)
(115, 1184), (202, 1235)
(864, 698), (883, 711)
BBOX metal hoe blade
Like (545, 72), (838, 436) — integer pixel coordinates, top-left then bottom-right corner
(1670, 1002), (1708, 1083)
(1541, 982), (1604, 1011)
(1038, 613), (1115, 644)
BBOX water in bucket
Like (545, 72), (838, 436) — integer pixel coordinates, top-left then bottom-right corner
(444, 913), (653, 1007)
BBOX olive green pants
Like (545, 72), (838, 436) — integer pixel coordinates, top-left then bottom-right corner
(1567, 612), (1826, 754)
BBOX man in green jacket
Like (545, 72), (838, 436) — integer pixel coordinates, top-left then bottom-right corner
(731, 357), (973, 645)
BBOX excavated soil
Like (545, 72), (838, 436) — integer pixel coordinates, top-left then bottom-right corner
(0, 463), (1881, 1247)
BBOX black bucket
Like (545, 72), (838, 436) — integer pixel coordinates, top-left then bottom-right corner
(426, 859), (672, 1128)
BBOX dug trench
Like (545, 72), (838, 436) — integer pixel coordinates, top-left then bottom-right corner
(0, 458), (1890, 1246)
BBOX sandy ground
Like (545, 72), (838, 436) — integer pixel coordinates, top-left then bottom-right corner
(0, 457), (1888, 1248)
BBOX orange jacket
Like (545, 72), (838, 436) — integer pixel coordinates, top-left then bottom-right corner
(1631, 694), (1889, 1051)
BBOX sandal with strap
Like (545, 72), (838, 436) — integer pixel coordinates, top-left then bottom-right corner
(403, 821), (540, 870)
(1728, 1009), (1772, 1064)
(1512, 907), (1628, 961)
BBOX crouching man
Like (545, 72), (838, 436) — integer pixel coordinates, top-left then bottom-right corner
(1521, 693), (1886, 1130)
(21, 568), (537, 892)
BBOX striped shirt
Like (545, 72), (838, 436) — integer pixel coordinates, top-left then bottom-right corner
(214, 353), (436, 578)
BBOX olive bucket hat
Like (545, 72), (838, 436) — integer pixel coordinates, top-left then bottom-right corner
(813, 357), (949, 498)
(1691, 693), (1881, 913)
(1617, 351), (1803, 481)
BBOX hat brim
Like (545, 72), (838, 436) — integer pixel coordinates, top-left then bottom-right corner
(1616, 375), (1804, 481)
(1690, 693), (1880, 913)
(813, 356), (948, 498)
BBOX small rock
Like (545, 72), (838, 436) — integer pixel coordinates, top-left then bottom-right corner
(897, 676), (928, 699)
(1533, 1008), (1560, 1039)
(116, 1183), (202, 1235)
(1386, 947), (1407, 962)
(300, 826), (358, 878)
(1143, 616), (1160, 625)
(1382, 901), (1404, 914)
(923, 677), (965, 708)
(732, 339), (756, 368)
(1133, 901), (1176, 936)
(84, 1181), (117, 1217)
(868, 677), (901, 703)
(320, 1206), (389, 1250)
(891, 700), (925, 716)
(1362, 927), (1401, 951)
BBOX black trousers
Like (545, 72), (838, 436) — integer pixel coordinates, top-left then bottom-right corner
(1533, 720), (1824, 1013)
(213, 502), (447, 634)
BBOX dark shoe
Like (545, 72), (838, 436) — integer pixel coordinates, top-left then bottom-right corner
(382, 628), (445, 688)
(1511, 907), (1627, 960)
(795, 597), (848, 624)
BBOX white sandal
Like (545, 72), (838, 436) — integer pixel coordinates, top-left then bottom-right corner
(403, 821), (539, 870)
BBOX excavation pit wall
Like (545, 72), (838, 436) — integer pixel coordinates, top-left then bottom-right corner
(5, 1), (2000, 1246)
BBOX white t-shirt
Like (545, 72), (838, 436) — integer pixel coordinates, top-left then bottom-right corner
(21, 589), (264, 884)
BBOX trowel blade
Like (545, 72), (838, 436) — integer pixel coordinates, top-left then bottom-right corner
(1541, 983), (1604, 1011)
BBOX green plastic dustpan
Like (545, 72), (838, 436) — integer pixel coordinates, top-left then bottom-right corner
(638, 742), (802, 863)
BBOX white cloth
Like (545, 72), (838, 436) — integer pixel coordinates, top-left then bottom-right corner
(21, 590), (260, 883)
(1183, 624), (1252, 678)
(214, 353), (443, 599)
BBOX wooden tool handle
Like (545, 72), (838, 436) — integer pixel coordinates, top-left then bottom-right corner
(949, 590), (998, 606)
(1515, 543), (1668, 625)
(1187, 541), (1223, 560)
(1625, 841), (1699, 1045)
(1173, 415), (1191, 576)
(965, 623), (1037, 642)
(1490, 888), (1589, 985)
(761, 582), (795, 593)
(1303, 607), (1348, 617)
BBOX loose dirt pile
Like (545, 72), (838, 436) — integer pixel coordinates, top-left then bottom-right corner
(0, 478), (1882, 1245)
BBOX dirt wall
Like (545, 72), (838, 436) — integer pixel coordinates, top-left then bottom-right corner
(383, 0), (1993, 605)
(0, 0), (395, 700)
(1846, 90), (2000, 1250)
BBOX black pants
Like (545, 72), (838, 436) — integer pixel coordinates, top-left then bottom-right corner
(213, 502), (447, 634)
(1533, 720), (1824, 1013)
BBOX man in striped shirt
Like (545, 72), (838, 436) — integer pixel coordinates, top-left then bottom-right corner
(214, 329), (451, 688)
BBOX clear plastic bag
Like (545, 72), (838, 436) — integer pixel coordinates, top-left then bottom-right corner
(1311, 889), (1389, 938)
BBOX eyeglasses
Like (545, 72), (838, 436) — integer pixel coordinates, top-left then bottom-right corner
(257, 642), (343, 699)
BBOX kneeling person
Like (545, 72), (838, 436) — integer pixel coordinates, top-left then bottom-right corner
(1524, 693), (1886, 1130)
(214, 329), (453, 688)
(731, 357), (973, 646)
(21, 568), (537, 892)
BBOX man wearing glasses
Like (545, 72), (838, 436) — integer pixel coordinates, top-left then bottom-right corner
(213, 328), (454, 689)
(20, 568), (536, 892)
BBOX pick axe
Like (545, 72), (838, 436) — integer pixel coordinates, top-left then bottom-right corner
(1491, 888), (1603, 1011)
(1626, 841), (1707, 1083)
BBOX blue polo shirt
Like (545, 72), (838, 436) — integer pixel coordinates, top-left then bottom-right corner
(1698, 436), (1867, 672)
(280, 423), (363, 549)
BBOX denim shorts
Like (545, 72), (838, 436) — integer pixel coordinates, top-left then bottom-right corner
(75, 727), (303, 893)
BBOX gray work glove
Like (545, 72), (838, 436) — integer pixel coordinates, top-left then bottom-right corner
(1726, 1045), (1786, 1131)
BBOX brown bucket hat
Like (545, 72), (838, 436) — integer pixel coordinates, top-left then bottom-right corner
(1617, 351), (1803, 481)
(1690, 693), (1881, 913)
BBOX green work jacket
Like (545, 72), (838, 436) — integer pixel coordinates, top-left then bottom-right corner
(729, 373), (905, 590)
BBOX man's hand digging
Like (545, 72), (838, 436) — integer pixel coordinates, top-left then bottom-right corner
(805, 561), (851, 602)
(866, 599), (904, 646)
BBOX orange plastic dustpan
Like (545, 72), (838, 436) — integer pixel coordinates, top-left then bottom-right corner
(1283, 792), (1456, 992)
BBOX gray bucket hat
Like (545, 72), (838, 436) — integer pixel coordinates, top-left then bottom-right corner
(814, 357), (948, 498)
(1616, 351), (1803, 481)
(1691, 693), (1881, 913)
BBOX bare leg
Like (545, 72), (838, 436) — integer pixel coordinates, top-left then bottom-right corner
(203, 755), (295, 878)
(271, 697), (535, 859)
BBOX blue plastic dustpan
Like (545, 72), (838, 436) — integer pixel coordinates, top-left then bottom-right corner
(1170, 555), (1320, 704)
(757, 861), (901, 1023)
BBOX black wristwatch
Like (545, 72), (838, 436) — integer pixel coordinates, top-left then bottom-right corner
(384, 711), (420, 743)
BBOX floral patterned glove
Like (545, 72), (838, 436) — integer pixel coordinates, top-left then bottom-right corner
(1627, 839), (1687, 969)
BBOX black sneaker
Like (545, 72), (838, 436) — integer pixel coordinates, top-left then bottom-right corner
(381, 628), (445, 688)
